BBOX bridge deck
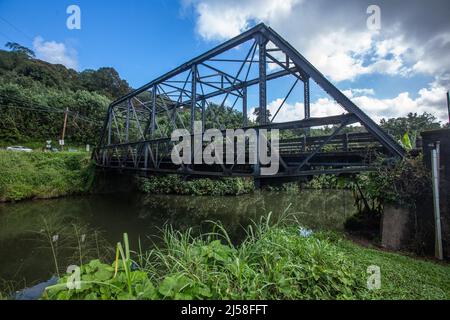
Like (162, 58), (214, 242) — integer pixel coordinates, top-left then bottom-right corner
(93, 131), (386, 178)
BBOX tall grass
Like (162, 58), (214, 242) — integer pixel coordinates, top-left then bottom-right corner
(43, 208), (450, 300)
(0, 150), (95, 202)
(137, 208), (362, 300)
(36, 215), (112, 278)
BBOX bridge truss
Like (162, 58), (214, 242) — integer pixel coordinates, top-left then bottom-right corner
(93, 23), (404, 180)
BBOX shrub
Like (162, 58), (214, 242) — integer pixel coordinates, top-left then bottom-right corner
(137, 175), (254, 196)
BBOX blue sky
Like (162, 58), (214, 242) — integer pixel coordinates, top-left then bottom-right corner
(0, 0), (209, 86)
(0, 0), (449, 123)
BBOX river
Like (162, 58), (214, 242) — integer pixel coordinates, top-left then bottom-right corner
(0, 190), (356, 293)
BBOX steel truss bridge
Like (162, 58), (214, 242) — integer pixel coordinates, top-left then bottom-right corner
(93, 24), (405, 182)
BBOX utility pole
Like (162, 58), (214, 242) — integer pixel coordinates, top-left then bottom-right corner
(61, 108), (69, 150)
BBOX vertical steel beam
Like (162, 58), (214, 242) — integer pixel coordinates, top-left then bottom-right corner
(304, 76), (311, 136)
(191, 65), (197, 133)
(257, 33), (268, 125)
(304, 76), (311, 119)
(107, 109), (112, 145)
(254, 128), (261, 177)
(201, 99), (206, 133)
(151, 86), (157, 137)
(343, 133), (349, 151)
(243, 86), (248, 127)
(125, 100), (130, 142)
(144, 142), (149, 169)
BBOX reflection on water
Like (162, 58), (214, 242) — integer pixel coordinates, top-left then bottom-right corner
(0, 190), (356, 289)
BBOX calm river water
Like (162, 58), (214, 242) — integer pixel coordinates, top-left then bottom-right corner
(0, 190), (356, 291)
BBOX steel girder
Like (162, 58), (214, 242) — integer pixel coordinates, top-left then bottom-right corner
(95, 23), (404, 178)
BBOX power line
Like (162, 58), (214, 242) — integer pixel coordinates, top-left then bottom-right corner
(0, 93), (103, 125)
(1, 104), (99, 126)
(0, 30), (14, 43)
(0, 15), (34, 42)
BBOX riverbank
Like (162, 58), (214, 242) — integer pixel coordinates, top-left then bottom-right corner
(0, 151), (95, 202)
(42, 213), (450, 300)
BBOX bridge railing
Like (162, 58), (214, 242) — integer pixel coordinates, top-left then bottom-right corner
(93, 128), (383, 177)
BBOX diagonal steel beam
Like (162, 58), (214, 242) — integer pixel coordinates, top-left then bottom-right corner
(260, 25), (405, 157)
(295, 120), (350, 172)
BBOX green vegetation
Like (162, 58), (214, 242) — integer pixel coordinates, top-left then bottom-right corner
(138, 175), (254, 196)
(0, 47), (131, 146)
(380, 112), (441, 145)
(358, 155), (430, 210)
(0, 151), (95, 202)
(0, 48), (131, 99)
(0, 82), (110, 145)
(264, 182), (301, 193)
(43, 213), (450, 300)
(305, 155), (430, 212)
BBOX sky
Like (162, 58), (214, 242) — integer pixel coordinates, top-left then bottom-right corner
(0, 0), (449, 124)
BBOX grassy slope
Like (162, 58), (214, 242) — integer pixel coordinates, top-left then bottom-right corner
(0, 151), (94, 202)
(339, 239), (450, 299)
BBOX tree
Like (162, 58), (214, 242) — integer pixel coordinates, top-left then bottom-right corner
(79, 67), (131, 99)
(380, 112), (442, 148)
(380, 112), (441, 139)
(253, 107), (272, 124)
(5, 42), (35, 58)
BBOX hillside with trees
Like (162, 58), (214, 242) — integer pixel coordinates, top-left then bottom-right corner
(0, 43), (132, 146)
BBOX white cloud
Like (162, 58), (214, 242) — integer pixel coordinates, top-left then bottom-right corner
(33, 36), (78, 70)
(184, 0), (449, 84)
(249, 82), (448, 125)
(411, 33), (450, 79)
(188, 0), (300, 41)
(249, 96), (344, 123)
(342, 88), (375, 98)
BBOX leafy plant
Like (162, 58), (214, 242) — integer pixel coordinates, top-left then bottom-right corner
(399, 132), (413, 150)
(42, 259), (157, 300)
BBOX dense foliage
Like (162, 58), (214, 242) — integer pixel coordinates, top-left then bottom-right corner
(380, 112), (442, 145)
(0, 151), (95, 202)
(0, 49), (131, 98)
(138, 175), (254, 196)
(304, 154), (431, 213)
(43, 215), (450, 300)
(0, 48), (132, 145)
(0, 82), (110, 145)
(356, 156), (431, 211)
